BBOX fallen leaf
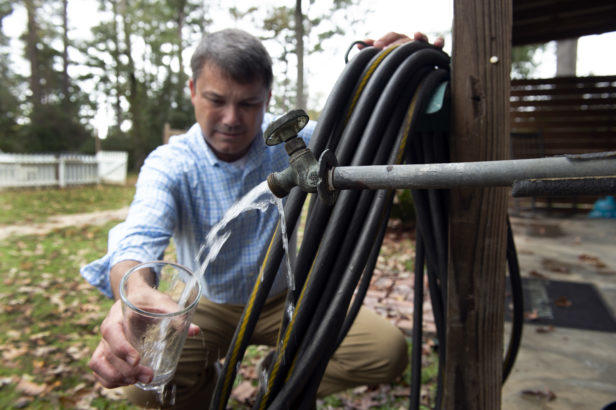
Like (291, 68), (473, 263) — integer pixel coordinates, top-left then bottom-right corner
(2, 346), (28, 361)
(353, 385), (369, 394)
(541, 258), (570, 274)
(554, 296), (572, 308)
(97, 384), (125, 400)
(14, 397), (32, 408)
(48, 364), (73, 376)
(536, 325), (555, 334)
(529, 270), (547, 279)
(524, 309), (539, 320)
(74, 311), (104, 326)
(578, 254), (606, 268)
(50, 294), (67, 313)
(16, 378), (47, 396)
(231, 381), (256, 404)
(29, 331), (51, 341)
(67, 345), (90, 360)
(522, 388), (556, 401)
(598, 270), (616, 276)
(0, 376), (17, 388)
(5, 330), (20, 340)
(33, 346), (57, 357)
(68, 383), (88, 394)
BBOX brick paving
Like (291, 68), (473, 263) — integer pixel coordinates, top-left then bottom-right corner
(366, 221), (435, 336)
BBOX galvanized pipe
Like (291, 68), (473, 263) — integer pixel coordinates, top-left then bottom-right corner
(330, 152), (616, 191)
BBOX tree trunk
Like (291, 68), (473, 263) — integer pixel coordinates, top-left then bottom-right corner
(25, 0), (42, 112)
(176, 0), (187, 110)
(294, 0), (306, 110)
(120, 0), (146, 169)
(61, 0), (70, 107)
(111, 0), (123, 127)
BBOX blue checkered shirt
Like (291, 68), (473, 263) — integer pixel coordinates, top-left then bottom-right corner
(80, 114), (315, 304)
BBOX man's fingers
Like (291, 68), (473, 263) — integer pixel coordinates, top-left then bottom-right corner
(374, 32), (409, 49)
(89, 341), (135, 388)
(413, 31), (429, 42)
(89, 340), (153, 388)
(100, 300), (142, 366)
(188, 323), (201, 337)
(414, 31), (445, 49)
(357, 38), (375, 50)
(101, 313), (140, 366)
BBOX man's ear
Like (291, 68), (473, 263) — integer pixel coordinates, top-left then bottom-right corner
(189, 78), (197, 101)
(265, 89), (272, 109)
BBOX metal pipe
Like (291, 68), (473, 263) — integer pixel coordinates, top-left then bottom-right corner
(330, 152), (616, 191)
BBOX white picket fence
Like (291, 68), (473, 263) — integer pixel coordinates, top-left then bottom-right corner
(0, 151), (128, 189)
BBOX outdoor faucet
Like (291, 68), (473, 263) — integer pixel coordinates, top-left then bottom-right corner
(264, 109), (338, 204)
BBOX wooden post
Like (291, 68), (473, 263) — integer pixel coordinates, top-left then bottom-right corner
(444, 0), (512, 408)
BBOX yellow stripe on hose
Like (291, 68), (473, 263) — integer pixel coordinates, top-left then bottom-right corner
(259, 249), (320, 410)
(395, 77), (427, 165)
(254, 46), (399, 407)
(345, 44), (399, 122)
(217, 221), (280, 410)
(259, 52), (428, 409)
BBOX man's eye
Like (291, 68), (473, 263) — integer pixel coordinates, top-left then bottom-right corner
(206, 97), (224, 105)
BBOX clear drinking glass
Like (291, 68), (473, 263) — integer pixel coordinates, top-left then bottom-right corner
(119, 261), (201, 391)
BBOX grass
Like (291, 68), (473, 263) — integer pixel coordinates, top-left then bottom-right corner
(0, 183), (436, 409)
(0, 182), (136, 225)
(0, 221), (132, 409)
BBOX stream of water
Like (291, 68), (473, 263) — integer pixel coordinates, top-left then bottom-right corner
(195, 180), (295, 293)
(146, 181), (295, 406)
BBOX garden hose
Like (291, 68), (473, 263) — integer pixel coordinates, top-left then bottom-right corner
(256, 45), (451, 410)
(209, 39), (524, 410)
(209, 44), (382, 410)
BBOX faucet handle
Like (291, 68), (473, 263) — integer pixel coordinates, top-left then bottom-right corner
(264, 109), (310, 146)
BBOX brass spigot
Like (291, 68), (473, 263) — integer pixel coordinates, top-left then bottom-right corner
(265, 110), (318, 196)
(265, 109), (338, 205)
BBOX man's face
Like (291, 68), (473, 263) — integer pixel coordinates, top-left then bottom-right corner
(189, 63), (271, 162)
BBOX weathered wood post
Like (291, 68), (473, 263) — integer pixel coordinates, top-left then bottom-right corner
(444, 0), (512, 408)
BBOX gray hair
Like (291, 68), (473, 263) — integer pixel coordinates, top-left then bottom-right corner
(190, 28), (273, 90)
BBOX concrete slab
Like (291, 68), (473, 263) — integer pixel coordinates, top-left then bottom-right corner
(503, 324), (616, 409)
(503, 215), (616, 409)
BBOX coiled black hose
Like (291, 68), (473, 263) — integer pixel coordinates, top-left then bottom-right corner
(209, 40), (524, 410)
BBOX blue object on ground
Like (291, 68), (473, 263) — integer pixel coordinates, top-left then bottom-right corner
(589, 196), (616, 218)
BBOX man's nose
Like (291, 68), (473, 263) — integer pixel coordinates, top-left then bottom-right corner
(221, 104), (241, 126)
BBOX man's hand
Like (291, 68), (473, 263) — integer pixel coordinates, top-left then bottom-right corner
(358, 31), (445, 50)
(89, 288), (200, 389)
(89, 299), (153, 388)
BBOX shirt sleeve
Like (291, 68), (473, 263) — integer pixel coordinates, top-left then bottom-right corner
(299, 118), (316, 145)
(80, 146), (180, 298)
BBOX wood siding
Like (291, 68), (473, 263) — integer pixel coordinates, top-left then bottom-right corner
(510, 75), (616, 157)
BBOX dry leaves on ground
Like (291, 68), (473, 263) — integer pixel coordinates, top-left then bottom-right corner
(521, 388), (557, 401)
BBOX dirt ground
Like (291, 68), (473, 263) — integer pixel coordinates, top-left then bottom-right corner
(0, 207), (129, 241)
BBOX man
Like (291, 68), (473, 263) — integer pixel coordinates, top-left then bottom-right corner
(83, 28), (422, 408)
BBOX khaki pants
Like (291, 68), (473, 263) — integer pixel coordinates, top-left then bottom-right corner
(126, 293), (408, 408)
